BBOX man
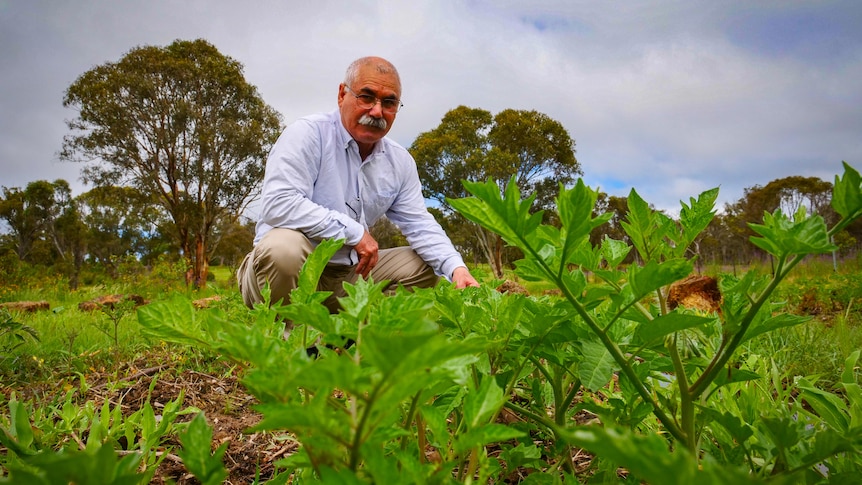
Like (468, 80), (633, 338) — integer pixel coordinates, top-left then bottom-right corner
(238, 56), (479, 312)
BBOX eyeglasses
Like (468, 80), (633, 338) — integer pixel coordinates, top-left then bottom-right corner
(343, 85), (403, 113)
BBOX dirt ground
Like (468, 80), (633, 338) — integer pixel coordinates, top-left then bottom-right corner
(78, 358), (292, 484)
(53, 352), (600, 484)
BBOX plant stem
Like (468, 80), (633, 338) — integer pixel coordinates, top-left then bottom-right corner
(669, 335), (695, 453)
(519, 240), (687, 442)
(400, 392), (422, 453)
(551, 365), (576, 474)
(348, 380), (382, 471)
(690, 255), (801, 399)
(560, 280), (686, 442)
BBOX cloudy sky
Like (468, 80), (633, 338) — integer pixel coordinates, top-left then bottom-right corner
(2, 0), (861, 218)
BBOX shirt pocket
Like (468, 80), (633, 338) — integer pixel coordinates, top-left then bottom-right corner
(363, 189), (398, 224)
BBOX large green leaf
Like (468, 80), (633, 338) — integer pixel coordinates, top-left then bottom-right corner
(453, 423), (526, 453)
(579, 340), (617, 391)
(621, 188), (653, 260)
(635, 311), (714, 345)
(600, 236), (631, 269)
(290, 238), (342, 304)
(137, 295), (208, 348)
(464, 375), (507, 428)
(740, 313), (810, 344)
(557, 180), (610, 267)
(831, 161), (862, 223)
(627, 258), (693, 302)
(560, 425), (761, 484)
(675, 187), (719, 254)
(449, 176), (543, 250)
(699, 407), (755, 444)
(748, 209), (836, 258)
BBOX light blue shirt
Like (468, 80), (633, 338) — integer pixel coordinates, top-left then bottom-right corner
(255, 110), (466, 279)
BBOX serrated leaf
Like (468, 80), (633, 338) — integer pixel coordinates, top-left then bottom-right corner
(579, 340), (617, 391)
(740, 313), (810, 344)
(627, 259), (693, 302)
(137, 296), (208, 348)
(676, 187), (719, 250)
(449, 176), (543, 250)
(699, 407), (754, 443)
(560, 425), (759, 485)
(832, 161), (862, 221)
(635, 311), (714, 344)
(177, 413), (228, 485)
(557, 180), (610, 267)
(500, 442), (543, 471)
(290, 238), (342, 304)
(464, 376), (506, 428)
(622, 189), (652, 258)
(601, 236), (631, 269)
(454, 423), (526, 453)
(338, 277), (389, 322)
(748, 210), (836, 258)
(760, 416), (804, 451)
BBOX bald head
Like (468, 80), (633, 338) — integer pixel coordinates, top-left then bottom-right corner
(344, 57), (401, 94)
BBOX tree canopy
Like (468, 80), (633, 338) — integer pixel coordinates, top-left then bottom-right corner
(61, 38), (282, 287)
(412, 106), (580, 212)
(410, 106), (580, 276)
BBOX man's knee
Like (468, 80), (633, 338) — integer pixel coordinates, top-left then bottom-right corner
(374, 247), (439, 291)
(241, 229), (314, 307)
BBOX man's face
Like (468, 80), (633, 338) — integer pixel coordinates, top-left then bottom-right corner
(338, 64), (401, 151)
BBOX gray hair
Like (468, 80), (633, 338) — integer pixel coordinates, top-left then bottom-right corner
(343, 57), (401, 88)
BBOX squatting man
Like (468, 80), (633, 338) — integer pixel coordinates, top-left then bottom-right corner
(238, 56), (479, 314)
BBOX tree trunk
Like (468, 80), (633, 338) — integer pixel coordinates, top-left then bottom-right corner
(192, 235), (209, 289)
(493, 234), (504, 279)
(68, 244), (85, 291)
(474, 226), (505, 279)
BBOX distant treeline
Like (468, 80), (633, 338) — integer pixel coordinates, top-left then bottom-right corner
(2, 173), (858, 292)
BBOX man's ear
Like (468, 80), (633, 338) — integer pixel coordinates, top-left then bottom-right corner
(337, 83), (346, 108)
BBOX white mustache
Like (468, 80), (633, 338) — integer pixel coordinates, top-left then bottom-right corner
(358, 114), (387, 130)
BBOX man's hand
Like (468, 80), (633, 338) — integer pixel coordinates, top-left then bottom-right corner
(452, 266), (480, 289)
(354, 230), (379, 278)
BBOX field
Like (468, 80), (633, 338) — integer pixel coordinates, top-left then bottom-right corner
(3, 167), (862, 483)
(1, 254), (861, 483)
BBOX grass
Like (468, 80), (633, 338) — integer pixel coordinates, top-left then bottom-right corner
(1, 258), (861, 482)
(494, 255), (862, 390)
(1, 259), (859, 391)
(741, 257), (862, 388)
(0, 265), (240, 388)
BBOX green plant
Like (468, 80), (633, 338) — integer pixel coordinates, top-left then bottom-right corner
(0, 385), (207, 484)
(139, 242), (496, 482)
(177, 413), (229, 485)
(449, 161), (862, 480)
(92, 299), (137, 351)
(0, 310), (39, 360)
(134, 163), (862, 483)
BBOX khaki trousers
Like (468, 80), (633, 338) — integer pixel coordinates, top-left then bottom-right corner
(237, 228), (439, 312)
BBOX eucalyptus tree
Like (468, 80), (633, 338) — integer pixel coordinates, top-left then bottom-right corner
(61, 39), (282, 287)
(0, 180), (69, 263)
(411, 106), (579, 277)
(77, 186), (169, 277)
